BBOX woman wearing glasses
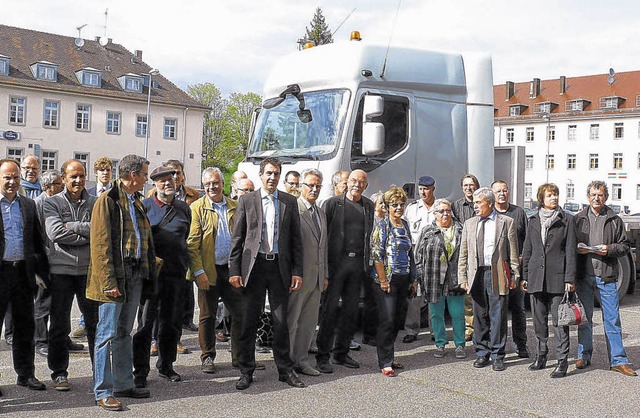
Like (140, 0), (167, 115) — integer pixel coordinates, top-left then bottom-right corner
(414, 198), (467, 359)
(370, 186), (417, 377)
(521, 183), (576, 378)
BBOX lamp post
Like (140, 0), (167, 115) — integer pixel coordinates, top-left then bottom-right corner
(543, 112), (551, 182)
(144, 69), (160, 160)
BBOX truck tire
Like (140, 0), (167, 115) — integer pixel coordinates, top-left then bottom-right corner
(594, 254), (632, 306)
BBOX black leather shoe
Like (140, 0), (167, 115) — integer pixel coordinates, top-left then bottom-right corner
(517, 347), (530, 358)
(67, 340), (85, 351)
(316, 361), (334, 374)
(114, 387), (150, 398)
(232, 362), (266, 370)
(236, 374), (253, 390)
(492, 359), (506, 371)
(528, 355), (548, 371)
(473, 356), (490, 368)
(550, 359), (568, 378)
(402, 334), (417, 344)
(36, 346), (48, 357)
(279, 371), (306, 388)
(159, 369), (182, 382)
(332, 355), (359, 369)
(16, 377), (46, 391)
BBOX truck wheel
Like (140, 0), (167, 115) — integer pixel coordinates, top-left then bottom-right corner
(594, 254), (632, 306)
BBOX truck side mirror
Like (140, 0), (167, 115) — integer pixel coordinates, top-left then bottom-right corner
(362, 95), (385, 156)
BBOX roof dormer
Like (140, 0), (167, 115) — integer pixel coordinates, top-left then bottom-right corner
(117, 73), (144, 93)
(565, 98), (591, 112)
(508, 103), (528, 116)
(599, 95), (625, 110)
(30, 61), (58, 82)
(0, 55), (9, 76)
(533, 101), (558, 114)
(76, 67), (102, 87)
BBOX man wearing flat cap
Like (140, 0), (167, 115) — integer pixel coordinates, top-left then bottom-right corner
(401, 175), (437, 343)
(133, 166), (191, 387)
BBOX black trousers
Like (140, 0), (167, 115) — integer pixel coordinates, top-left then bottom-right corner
(237, 256), (293, 376)
(0, 262), (35, 379)
(373, 274), (410, 368)
(362, 268), (378, 342)
(530, 292), (569, 361)
(34, 286), (50, 349)
(133, 269), (186, 377)
(316, 255), (365, 361)
(47, 273), (98, 379)
(197, 264), (243, 364)
(471, 269), (508, 360)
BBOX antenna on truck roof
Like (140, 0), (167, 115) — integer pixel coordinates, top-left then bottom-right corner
(332, 8), (356, 37)
(380, 0), (402, 78)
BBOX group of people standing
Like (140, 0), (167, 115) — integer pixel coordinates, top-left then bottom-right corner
(0, 153), (637, 411)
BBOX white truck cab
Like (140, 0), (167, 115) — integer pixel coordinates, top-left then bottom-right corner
(240, 37), (495, 202)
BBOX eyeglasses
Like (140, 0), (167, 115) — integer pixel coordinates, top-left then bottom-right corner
(436, 209), (452, 214)
(21, 166), (38, 171)
(302, 183), (322, 190)
(349, 179), (367, 186)
(203, 181), (221, 188)
(389, 202), (406, 208)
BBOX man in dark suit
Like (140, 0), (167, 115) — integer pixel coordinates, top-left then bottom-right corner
(459, 187), (519, 372)
(0, 158), (49, 393)
(316, 169), (374, 373)
(229, 157), (305, 390)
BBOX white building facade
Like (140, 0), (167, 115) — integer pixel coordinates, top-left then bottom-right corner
(0, 25), (208, 188)
(494, 72), (640, 213)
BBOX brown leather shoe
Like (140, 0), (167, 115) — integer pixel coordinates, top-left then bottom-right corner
(610, 364), (638, 376)
(150, 342), (158, 357)
(97, 396), (122, 411)
(575, 358), (591, 369)
(177, 342), (190, 354)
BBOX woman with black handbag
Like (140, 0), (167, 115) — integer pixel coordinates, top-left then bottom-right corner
(521, 183), (577, 378)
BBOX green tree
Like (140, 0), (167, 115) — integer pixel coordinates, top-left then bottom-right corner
(187, 83), (228, 170)
(222, 92), (262, 170)
(297, 7), (333, 49)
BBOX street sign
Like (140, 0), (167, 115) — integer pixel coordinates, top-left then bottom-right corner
(1, 130), (20, 140)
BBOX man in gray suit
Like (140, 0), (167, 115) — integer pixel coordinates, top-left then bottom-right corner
(459, 187), (519, 372)
(287, 169), (328, 377)
(229, 157), (305, 390)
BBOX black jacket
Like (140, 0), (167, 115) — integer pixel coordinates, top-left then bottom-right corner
(322, 194), (374, 277)
(574, 205), (630, 283)
(522, 210), (576, 294)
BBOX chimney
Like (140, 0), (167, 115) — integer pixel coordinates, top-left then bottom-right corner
(529, 78), (540, 98)
(559, 76), (566, 94)
(135, 50), (143, 61)
(505, 81), (514, 101)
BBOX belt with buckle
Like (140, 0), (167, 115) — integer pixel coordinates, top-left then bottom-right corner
(346, 252), (358, 258)
(258, 253), (277, 261)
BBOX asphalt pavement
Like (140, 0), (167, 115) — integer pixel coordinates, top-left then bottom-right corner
(2, 291), (640, 417)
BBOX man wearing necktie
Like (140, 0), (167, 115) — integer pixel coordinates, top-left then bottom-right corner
(459, 187), (519, 372)
(87, 157), (113, 197)
(287, 168), (328, 377)
(229, 157), (305, 390)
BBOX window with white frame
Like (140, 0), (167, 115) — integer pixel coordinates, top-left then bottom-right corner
(546, 154), (555, 169)
(568, 125), (577, 141)
(612, 184), (622, 201)
(547, 126), (556, 141)
(589, 153), (599, 169)
(614, 123), (624, 139)
(506, 128), (514, 143)
(41, 150), (57, 171)
(590, 124), (599, 140)
(567, 154), (576, 169)
(7, 148), (23, 162)
(9, 96), (26, 124)
(509, 106), (520, 116)
(0, 57), (8, 76)
(537, 102), (551, 114)
(74, 152), (89, 170)
(111, 159), (119, 178)
(125, 77), (141, 92)
(106, 111), (121, 134)
(37, 64), (56, 81)
(526, 127), (534, 142)
(76, 104), (91, 131)
(164, 118), (177, 139)
(525, 155), (533, 170)
(136, 115), (148, 137)
(567, 183), (575, 200)
(43, 100), (59, 128)
(613, 153), (623, 169)
(82, 71), (101, 87)
(525, 183), (532, 200)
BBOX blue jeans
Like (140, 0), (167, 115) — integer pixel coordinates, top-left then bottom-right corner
(577, 275), (629, 366)
(429, 294), (466, 348)
(94, 265), (144, 400)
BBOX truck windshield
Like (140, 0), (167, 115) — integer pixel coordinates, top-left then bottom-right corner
(247, 89), (350, 159)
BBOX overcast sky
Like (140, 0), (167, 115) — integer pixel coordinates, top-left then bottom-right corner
(3, 0), (639, 97)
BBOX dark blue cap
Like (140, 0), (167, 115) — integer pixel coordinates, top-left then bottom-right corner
(418, 176), (435, 187)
